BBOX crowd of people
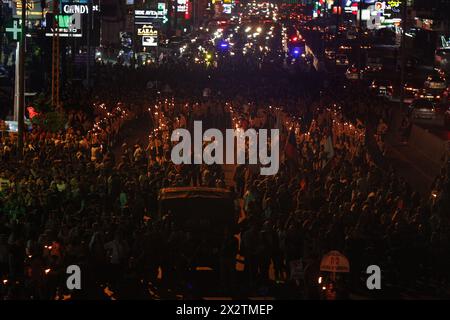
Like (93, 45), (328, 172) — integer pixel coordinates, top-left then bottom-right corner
(0, 54), (449, 300)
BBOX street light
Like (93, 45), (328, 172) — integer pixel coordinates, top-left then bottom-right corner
(399, 1), (408, 110)
(17, 0), (26, 159)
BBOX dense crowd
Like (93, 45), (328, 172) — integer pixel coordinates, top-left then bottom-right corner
(0, 57), (449, 300)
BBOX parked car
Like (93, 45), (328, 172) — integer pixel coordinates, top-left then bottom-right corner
(370, 79), (394, 98)
(335, 54), (349, 66)
(415, 88), (443, 103)
(409, 99), (437, 120)
(424, 74), (446, 90)
(325, 48), (335, 60)
(364, 57), (383, 73)
(345, 65), (362, 80)
(346, 30), (357, 40)
(403, 81), (421, 103)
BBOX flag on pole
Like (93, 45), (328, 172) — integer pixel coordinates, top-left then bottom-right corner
(365, 121), (386, 168)
(323, 134), (335, 164)
(284, 128), (298, 164)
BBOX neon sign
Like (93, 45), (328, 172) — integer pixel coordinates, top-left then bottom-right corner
(137, 24), (158, 37)
(387, 0), (401, 13)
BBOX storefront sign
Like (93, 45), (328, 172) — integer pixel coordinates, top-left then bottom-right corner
(386, 0), (401, 13)
(5, 19), (21, 41)
(45, 13), (82, 37)
(62, 3), (100, 14)
(137, 24), (158, 47)
(14, 0), (47, 20)
(137, 24), (157, 36)
(177, 0), (187, 13)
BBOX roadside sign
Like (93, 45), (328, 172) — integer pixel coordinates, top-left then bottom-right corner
(320, 250), (350, 273)
(289, 259), (304, 280)
(6, 19), (22, 41)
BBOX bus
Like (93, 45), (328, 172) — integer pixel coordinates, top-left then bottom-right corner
(367, 45), (400, 72)
(158, 187), (238, 269)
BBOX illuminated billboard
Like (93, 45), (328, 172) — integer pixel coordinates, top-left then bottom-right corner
(45, 13), (83, 37)
(137, 24), (158, 47)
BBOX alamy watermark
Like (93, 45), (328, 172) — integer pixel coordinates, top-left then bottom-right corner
(366, 265), (381, 290)
(66, 265), (81, 290)
(170, 121), (280, 175)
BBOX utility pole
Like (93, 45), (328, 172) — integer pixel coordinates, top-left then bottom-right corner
(174, 0), (178, 35)
(51, 0), (60, 109)
(191, 0), (195, 30)
(167, 0), (173, 36)
(0, 3), (4, 65)
(399, 0), (408, 110)
(17, 0), (26, 158)
(86, 0), (92, 86)
(334, 3), (340, 78)
(358, 0), (363, 79)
